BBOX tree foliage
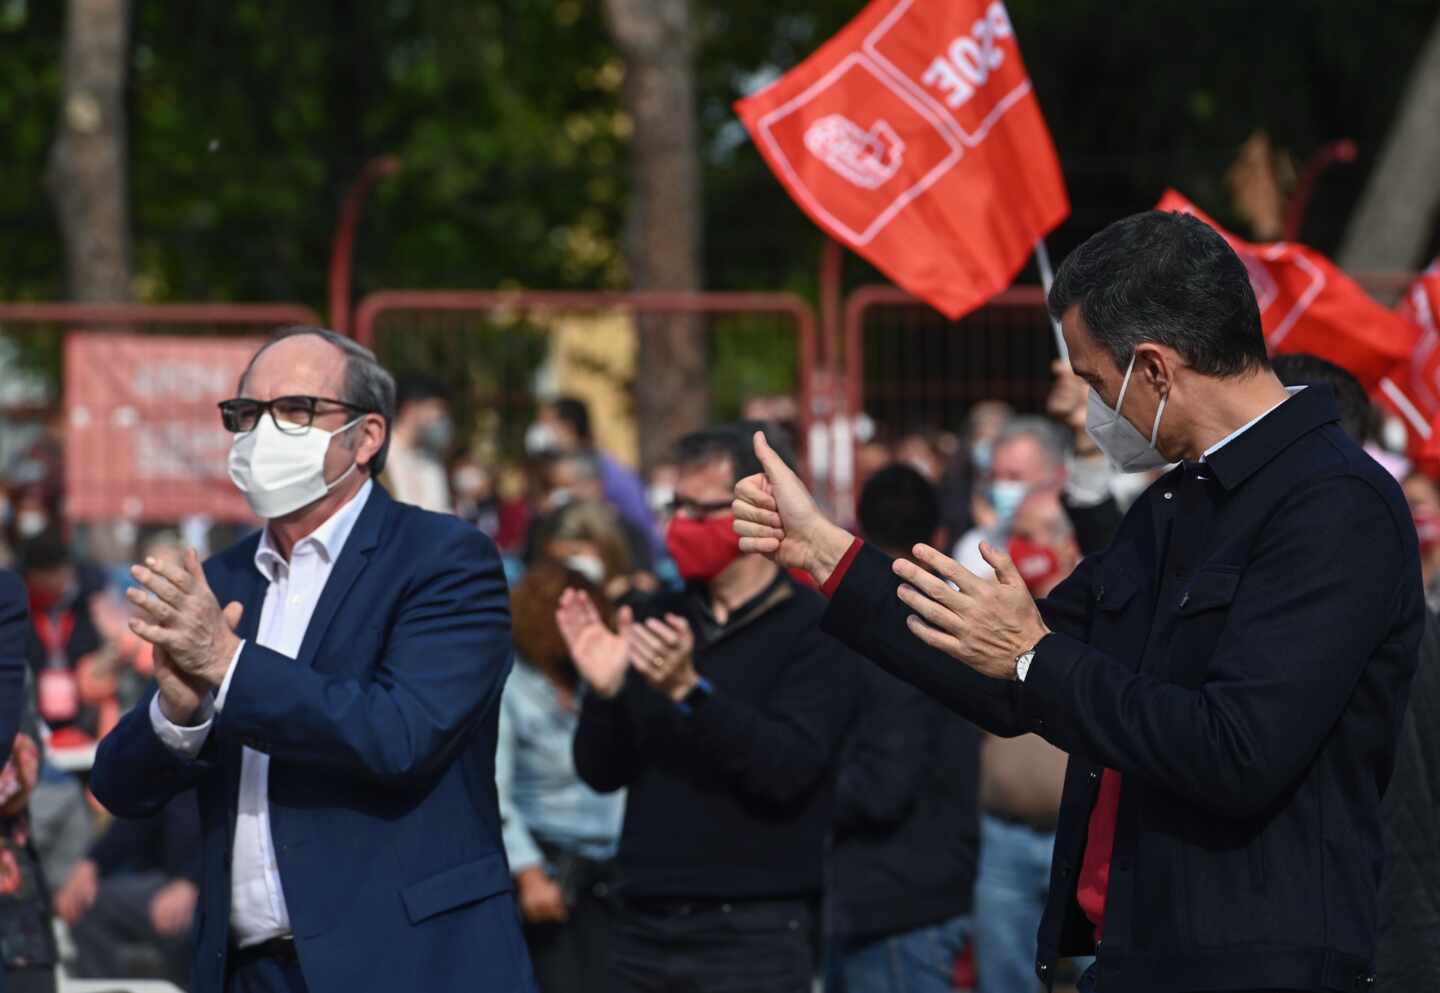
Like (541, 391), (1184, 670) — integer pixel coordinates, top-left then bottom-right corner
(1, 0), (1437, 310)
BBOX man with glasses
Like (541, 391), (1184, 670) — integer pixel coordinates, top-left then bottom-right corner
(558, 422), (862, 993)
(90, 326), (535, 993)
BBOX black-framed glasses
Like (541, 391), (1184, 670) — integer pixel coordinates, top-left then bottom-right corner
(667, 497), (734, 519)
(218, 395), (371, 434)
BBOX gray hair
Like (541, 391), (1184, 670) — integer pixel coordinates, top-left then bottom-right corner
(238, 325), (398, 476)
(994, 416), (1067, 472)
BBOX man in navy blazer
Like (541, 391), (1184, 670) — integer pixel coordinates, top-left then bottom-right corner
(91, 327), (535, 993)
(0, 571), (28, 993)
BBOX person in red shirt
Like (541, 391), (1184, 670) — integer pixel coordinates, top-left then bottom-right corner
(733, 211), (1424, 993)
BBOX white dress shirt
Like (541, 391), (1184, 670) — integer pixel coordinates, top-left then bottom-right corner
(150, 480), (373, 947)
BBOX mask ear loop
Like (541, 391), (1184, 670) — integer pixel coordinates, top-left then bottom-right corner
(324, 415), (368, 491)
(1114, 352), (1138, 415)
(1148, 392), (1168, 448)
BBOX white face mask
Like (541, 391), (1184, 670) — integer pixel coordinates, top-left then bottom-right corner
(562, 554), (606, 585)
(525, 421), (560, 455)
(1086, 353), (1169, 473)
(228, 415), (362, 520)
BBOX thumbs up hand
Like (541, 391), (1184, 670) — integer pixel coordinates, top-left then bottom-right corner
(732, 431), (856, 586)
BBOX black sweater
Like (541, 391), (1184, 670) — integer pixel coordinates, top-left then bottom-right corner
(90, 790), (201, 883)
(573, 572), (861, 901)
(828, 663), (980, 941)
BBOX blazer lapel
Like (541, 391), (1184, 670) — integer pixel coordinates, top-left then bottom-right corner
(295, 484), (391, 669)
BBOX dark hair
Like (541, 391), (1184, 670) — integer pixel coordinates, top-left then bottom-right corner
(17, 532), (71, 575)
(672, 421), (798, 486)
(857, 464), (939, 555)
(396, 376), (448, 412)
(238, 325), (398, 476)
(1271, 353), (1371, 443)
(1047, 210), (1269, 378)
(552, 396), (592, 444)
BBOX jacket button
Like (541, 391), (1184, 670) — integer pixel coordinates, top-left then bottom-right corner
(1089, 770), (1099, 781)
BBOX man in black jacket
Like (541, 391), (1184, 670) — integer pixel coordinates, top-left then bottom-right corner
(826, 464), (981, 993)
(55, 791), (201, 987)
(561, 423), (861, 993)
(734, 211), (1424, 993)
(1269, 353), (1440, 993)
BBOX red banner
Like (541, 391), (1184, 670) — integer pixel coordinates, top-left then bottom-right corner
(1155, 190), (1419, 390)
(65, 334), (262, 523)
(735, 0), (1069, 319)
(1376, 262), (1440, 470)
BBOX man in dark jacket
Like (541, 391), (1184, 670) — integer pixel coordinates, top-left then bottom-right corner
(826, 464), (981, 993)
(56, 791), (201, 986)
(734, 211), (1425, 993)
(1270, 353), (1440, 993)
(561, 423), (861, 993)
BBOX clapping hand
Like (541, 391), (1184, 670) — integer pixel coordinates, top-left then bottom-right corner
(127, 549), (242, 687)
(892, 542), (1050, 680)
(732, 431), (855, 585)
(627, 615), (698, 702)
(555, 590), (634, 699)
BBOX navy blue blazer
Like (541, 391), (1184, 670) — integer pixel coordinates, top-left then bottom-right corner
(0, 571), (27, 993)
(90, 485), (536, 993)
(825, 386), (1425, 993)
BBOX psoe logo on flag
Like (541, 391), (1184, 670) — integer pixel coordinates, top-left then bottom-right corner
(803, 115), (905, 189)
(753, 53), (962, 246)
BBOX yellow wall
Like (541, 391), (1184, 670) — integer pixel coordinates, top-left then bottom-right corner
(550, 311), (640, 468)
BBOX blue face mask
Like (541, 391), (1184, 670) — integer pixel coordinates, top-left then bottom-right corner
(988, 480), (1029, 534)
(971, 441), (994, 474)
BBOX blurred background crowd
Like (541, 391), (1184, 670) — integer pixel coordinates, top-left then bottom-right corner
(4, 0), (1440, 989)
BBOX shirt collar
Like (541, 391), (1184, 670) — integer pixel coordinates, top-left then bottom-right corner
(1202, 386), (1306, 459)
(254, 479), (374, 582)
(1201, 385), (1339, 491)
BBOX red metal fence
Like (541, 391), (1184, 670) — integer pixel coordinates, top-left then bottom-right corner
(354, 288), (822, 489)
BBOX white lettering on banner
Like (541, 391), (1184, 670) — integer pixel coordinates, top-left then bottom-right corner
(864, 0), (1031, 150)
(134, 423), (232, 480)
(921, 2), (1013, 109)
(804, 114), (906, 189)
(1379, 282), (1440, 440)
(131, 361), (238, 401)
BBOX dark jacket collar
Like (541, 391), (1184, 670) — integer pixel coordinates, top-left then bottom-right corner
(1204, 384), (1340, 491)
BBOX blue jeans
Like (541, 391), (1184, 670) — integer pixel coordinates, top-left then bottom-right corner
(826, 915), (971, 993)
(974, 814), (1056, 993)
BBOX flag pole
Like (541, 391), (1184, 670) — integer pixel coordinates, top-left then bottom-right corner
(1033, 237), (1069, 364)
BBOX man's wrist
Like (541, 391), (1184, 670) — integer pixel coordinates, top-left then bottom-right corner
(203, 631), (242, 690)
(157, 688), (205, 727)
(806, 522), (857, 588)
(667, 667), (700, 703)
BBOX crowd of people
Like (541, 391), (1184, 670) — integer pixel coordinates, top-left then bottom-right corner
(0, 290), (1433, 991)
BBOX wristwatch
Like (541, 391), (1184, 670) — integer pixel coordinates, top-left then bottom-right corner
(1015, 648), (1037, 682)
(675, 676), (713, 716)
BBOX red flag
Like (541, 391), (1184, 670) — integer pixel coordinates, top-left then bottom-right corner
(735, 0), (1068, 319)
(1155, 190), (1419, 390)
(1376, 261), (1440, 470)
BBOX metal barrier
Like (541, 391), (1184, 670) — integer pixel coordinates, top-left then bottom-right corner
(353, 288), (820, 484)
(843, 284), (1055, 440)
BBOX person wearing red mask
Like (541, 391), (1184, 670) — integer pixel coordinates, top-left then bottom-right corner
(1402, 472), (1440, 612)
(559, 422), (863, 993)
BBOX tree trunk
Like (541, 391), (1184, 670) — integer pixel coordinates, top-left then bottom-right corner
(45, 0), (132, 302)
(1338, 13), (1440, 277)
(604, 0), (707, 469)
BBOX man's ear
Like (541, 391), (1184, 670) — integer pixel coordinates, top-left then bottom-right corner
(1133, 343), (1174, 395)
(357, 414), (387, 470)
